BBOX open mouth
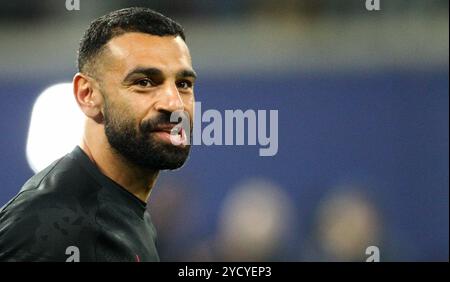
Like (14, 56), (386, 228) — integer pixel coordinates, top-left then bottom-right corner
(152, 125), (187, 146)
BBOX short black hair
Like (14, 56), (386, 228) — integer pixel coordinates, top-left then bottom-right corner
(78, 7), (185, 74)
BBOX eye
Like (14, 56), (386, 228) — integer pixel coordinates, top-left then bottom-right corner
(135, 78), (154, 87)
(177, 80), (193, 90)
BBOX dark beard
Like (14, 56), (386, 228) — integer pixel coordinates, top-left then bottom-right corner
(103, 99), (191, 170)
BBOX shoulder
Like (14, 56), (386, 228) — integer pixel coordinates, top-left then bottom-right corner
(0, 190), (101, 261)
(0, 157), (101, 261)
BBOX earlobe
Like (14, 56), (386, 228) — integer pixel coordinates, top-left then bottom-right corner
(73, 73), (104, 122)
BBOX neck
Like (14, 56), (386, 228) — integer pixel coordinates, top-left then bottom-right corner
(79, 134), (159, 203)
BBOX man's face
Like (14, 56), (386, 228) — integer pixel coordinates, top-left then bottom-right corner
(94, 33), (196, 170)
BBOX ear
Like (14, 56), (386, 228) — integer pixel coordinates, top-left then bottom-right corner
(73, 73), (104, 123)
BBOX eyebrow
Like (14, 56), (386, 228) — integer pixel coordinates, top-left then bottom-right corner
(123, 67), (162, 82)
(123, 67), (197, 82)
(177, 69), (197, 80)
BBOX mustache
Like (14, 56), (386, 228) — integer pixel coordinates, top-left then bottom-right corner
(140, 112), (181, 134)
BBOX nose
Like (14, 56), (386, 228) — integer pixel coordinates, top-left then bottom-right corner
(154, 83), (184, 113)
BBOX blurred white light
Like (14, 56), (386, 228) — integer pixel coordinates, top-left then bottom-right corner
(26, 83), (84, 173)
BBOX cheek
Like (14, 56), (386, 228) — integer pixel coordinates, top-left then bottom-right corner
(126, 95), (154, 120)
(108, 98), (140, 130)
(182, 96), (194, 120)
(179, 93), (190, 103)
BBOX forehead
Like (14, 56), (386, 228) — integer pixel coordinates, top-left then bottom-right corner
(104, 32), (192, 75)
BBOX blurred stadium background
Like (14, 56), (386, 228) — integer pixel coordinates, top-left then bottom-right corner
(0, 0), (448, 261)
